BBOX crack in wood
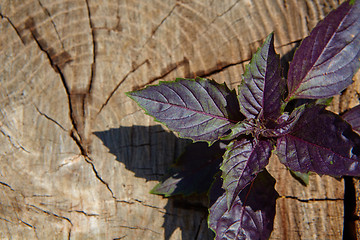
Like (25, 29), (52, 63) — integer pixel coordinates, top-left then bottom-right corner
(97, 59), (149, 115)
(219, 0), (241, 18)
(23, 16), (92, 157)
(28, 204), (73, 226)
(276, 38), (303, 48)
(118, 225), (161, 235)
(0, 128), (30, 153)
(139, 3), (178, 52)
(84, 156), (117, 200)
(68, 92), (87, 145)
(134, 199), (166, 214)
(169, 0), (241, 53)
(66, 131), (116, 202)
(23, 17), (84, 155)
(0, 216), (13, 224)
(116, 199), (135, 204)
(30, 194), (53, 198)
(281, 195), (344, 202)
(129, 57), (251, 95)
(85, 0), (96, 95)
(71, 210), (99, 217)
(0, 181), (15, 191)
(0, 13), (25, 45)
(24, 18), (66, 70)
(34, 105), (67, 131)
(196, 58), (251, 78)
(37, 0), (66, 50)
(113, 236), (127, 240)
(207, 0), (241, 28)
(25, 18), (72, 70)
(129, 57), (190, 94)
(116, 199), (178, 216)
(65, 0), (98, 153)
(118, 56), (249, 104)
(27, 204), (72, 239)
(19, 219), (35, 229)
(70, 130), (86, 156)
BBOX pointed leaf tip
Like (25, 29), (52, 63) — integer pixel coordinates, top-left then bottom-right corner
(127, 78), (242, 144)
(221, 139), (273, 208)
(209, 170), (278, 240)
(286, 0), (360, 100)
(238, 32), (284, 120)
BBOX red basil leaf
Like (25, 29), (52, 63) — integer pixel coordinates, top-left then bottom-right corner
(209, 170), (278, 240)
(276, 105), (360, 176)
(286, 0), (360, 100)
(127, 78), (242, 144)
(220, 139), (273, 208)
(343, 104), (360, 134)
(238, 33), (284, 120)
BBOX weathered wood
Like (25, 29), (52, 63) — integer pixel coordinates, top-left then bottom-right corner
(0, 0), (358, 239)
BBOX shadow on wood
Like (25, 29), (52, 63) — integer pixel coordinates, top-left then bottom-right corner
(94, 126), (215, 239)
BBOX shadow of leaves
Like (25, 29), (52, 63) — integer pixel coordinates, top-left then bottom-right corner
(94, 125), (215, 240)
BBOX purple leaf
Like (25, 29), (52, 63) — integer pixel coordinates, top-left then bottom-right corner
(221, 120), (255, 141)
(286, 0), (360, 100)
(127, 78), (242, 144)
(150, 142), (225, 196)
(343, 104), (360, 134)
(276, 105), (360, 176)
(221, 139), (273, 208)
(238, 33), (284, 120)
(222, 105), (304, 141)
(262, 105), (305, 138)
(209, 170), (278, 240)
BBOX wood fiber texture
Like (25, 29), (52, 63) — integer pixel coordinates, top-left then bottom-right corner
(0, 0), (358, 239)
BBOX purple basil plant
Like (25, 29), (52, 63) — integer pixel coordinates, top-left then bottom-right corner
(127, 1), (360, 239)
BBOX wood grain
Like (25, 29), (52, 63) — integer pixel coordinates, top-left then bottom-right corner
(1, 0), (358, 239)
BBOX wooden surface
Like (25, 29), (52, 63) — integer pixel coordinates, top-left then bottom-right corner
(0, 0), (359, 239)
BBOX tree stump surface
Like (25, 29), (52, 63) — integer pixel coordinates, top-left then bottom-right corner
(0, 0), (359, 239)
